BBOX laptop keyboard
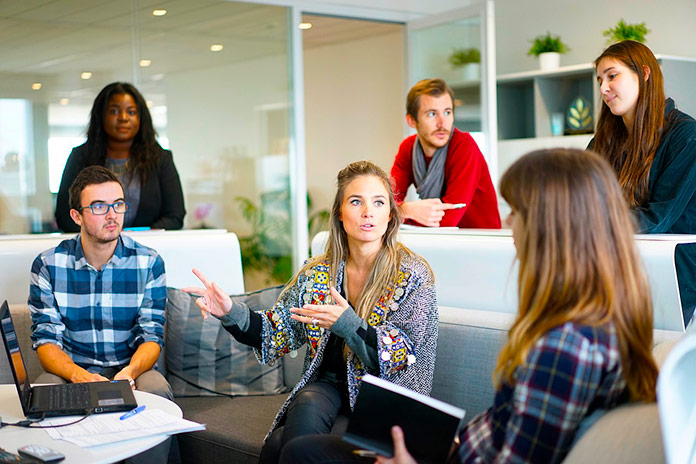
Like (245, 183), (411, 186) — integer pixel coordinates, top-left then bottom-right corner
(47, 383), (91, 410)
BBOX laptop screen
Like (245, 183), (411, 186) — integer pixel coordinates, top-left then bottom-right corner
(0, 301), (32, 410)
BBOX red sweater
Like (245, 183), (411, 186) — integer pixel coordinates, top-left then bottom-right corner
(390, 129), (501, 228)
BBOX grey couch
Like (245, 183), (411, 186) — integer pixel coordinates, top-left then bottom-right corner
(1, 304), (676, 464)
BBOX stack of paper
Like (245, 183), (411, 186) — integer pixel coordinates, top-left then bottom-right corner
(43, 409), (205, 448)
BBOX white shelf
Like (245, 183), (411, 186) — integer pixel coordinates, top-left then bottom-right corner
(497, 62), (594, 82)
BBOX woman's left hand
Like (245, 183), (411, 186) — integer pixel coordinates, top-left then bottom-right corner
(290, 287), (349, 329)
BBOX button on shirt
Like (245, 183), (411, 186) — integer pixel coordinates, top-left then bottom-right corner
(29, 234), (166, 371)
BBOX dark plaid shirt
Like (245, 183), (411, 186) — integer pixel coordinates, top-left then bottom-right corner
(29, 234), (166, 371)
(452, 322), (627, 464)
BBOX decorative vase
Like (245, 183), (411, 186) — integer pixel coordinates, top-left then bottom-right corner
(538, 52), (560, 71)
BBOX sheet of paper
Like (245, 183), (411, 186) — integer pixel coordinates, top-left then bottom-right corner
(43, 409), (205, 448)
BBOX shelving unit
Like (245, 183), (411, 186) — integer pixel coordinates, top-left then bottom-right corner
(450, 78), (482, 133)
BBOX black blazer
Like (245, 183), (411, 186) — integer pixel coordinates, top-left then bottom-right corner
(55, 143), (186, 232)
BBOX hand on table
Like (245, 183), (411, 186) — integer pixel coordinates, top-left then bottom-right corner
(291, 287), (349, 329)
(401, 199), (458, 227)
(182, 267), (232, 319)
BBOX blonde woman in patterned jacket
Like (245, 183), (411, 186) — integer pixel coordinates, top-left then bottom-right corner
(184, 160), (438, 463)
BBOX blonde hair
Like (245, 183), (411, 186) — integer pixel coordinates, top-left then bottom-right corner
(497, 148), (657, 401)
(289, 161), (409, 321)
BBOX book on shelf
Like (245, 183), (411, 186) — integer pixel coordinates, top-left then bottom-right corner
(343, 374), (466, 464)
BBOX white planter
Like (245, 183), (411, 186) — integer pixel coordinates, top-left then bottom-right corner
(538, 52), (560, 71)
(457, 63), (480, 82)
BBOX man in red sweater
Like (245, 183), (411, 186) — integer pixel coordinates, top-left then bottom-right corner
(390, 79), (501, 228)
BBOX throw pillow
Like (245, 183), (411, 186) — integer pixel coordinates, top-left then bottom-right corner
(165, 285), (287, 397)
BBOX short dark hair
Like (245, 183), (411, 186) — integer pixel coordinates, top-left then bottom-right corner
(406, 78), (455, 121)
(68, 166), (123, 211)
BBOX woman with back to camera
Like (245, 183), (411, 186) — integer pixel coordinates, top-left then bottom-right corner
(55, 82), (185, 232)
(348, 149), (657, 464)
(183, 160), (438, 463)
(591, 40), (696, 326)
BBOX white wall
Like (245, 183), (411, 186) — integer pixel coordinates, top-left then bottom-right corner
(494, 0), (696, 75)
(303, 30), (405, 213)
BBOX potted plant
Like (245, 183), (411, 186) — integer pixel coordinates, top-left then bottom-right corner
(527, 32), (570, 71)
(603, 19), (650, 44)
(448, 48), (481, 81)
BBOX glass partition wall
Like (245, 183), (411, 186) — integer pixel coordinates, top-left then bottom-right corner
(0, 0), (296, 288)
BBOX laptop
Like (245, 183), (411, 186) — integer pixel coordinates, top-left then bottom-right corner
(0, 300), (137, 419)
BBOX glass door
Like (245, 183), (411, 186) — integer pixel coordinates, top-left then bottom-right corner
(406, 1), (497, 180)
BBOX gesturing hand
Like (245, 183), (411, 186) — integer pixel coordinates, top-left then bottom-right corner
(290, 287), (349, 329)
(401, 199), (457, 227)
(181, 268), (232, 319)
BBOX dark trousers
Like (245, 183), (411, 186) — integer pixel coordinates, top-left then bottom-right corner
(278, 434), (371, 464)
(259, 381), (351, 464)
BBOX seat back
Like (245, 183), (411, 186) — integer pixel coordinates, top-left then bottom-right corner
(658, 334), (696, 464)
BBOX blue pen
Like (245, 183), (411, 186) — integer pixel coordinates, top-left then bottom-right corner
(120, 405), (146, 420)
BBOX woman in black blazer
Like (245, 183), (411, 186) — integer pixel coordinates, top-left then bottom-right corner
(55, 82), (185, 232)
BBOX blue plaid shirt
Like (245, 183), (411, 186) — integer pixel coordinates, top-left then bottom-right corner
(29, 234), (166, 371)
(452, 322), (628, 464)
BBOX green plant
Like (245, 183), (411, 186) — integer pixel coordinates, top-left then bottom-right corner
(527, 32), (570, 56)
(603, 19), (649, 44)
(234, 191), (330, 285)
(448, 48), (480, 67)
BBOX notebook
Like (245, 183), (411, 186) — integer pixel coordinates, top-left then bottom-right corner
(343, 374), (466, 464)
(0, 300), (137, 419)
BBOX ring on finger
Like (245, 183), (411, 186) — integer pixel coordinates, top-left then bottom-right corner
(311, 318), (319, 325)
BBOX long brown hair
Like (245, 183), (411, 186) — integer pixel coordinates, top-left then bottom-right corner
(593, 40), (665, 207)
(496, 148), (657, 401)
(289, 161), (412, 321)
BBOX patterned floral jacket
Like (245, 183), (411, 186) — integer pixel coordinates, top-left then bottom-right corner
(254, 248), (439, 439)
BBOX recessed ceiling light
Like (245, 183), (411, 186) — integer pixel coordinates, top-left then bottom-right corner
(298, 22), (312, 30)
(60, 98), (69, 105)
(152, 9), (167, 16)
(81, 72), (92, 80)
(210, 44), (223, 52)
(146, 100), (153, 107)
(31, 82), (42, 90)
(139, 59), (152, 67)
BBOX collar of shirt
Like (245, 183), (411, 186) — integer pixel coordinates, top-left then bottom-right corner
(73, 233), (127, 271)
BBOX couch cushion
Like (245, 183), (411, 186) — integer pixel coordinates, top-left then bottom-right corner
(176, 394), (288, 464)
(432, 307), (514, 418)
(563, 402), (664, 463)
(165, 286), (285, 397)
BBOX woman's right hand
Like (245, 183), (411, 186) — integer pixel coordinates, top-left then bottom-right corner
(182, 268), (232, 319)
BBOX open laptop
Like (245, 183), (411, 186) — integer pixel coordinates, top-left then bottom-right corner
(0, 300), (137, 419)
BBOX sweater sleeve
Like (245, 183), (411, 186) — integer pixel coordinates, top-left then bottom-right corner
(439, 132), (490, 227)
(150, 150), (186, 230)
(55, 146), (87, 233)
(390, 137), (415, 203)
(634, 119), (696, 233)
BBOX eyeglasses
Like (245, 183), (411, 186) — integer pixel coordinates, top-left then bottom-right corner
(79, 201), (129, 215)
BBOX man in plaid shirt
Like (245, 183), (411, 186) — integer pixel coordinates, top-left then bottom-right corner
(29, 166), (171, 399)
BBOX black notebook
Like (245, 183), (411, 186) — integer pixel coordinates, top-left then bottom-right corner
(343, 374), (466, 463)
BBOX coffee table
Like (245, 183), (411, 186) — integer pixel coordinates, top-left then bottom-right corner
(0, 384), (182, 463)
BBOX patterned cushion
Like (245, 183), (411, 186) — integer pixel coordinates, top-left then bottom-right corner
(165, 286), (287, 397)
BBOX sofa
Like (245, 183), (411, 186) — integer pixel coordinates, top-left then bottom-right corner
(0, 229), (689, 464)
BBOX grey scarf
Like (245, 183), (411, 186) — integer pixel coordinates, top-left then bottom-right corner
(412, 132), (452, 199)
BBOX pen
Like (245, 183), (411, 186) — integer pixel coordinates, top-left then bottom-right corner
(451, 203), (467, 209)
(120, 405), (146, 420)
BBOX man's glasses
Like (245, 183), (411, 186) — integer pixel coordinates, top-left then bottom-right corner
(79, 201), (129, 215)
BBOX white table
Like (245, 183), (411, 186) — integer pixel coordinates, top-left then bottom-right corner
(0, 384), (182, 463)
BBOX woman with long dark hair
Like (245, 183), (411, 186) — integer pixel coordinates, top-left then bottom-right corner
(184, 160), (438, 463)
(55, 82), (185, 231)
(591, 40), (696, 325)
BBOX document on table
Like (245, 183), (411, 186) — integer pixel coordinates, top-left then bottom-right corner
(43, 409), (205, 448)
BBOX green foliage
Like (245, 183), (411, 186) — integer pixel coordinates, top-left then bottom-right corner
(448, 48), (481, 67)
(603, 19), (649, 44)
(235, 191), (330, 285)
(527, 32), (570, 56)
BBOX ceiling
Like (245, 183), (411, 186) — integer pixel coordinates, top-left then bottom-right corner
(0, 0), (404, 106)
